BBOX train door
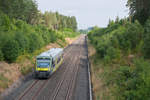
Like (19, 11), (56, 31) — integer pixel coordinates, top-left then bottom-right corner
(52, 58), (55, 71)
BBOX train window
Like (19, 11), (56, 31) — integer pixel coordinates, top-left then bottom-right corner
(37, 58), (50, 60)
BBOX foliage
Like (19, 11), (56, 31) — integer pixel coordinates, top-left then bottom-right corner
(143, 19), (150, 58)
(0, 12), (78, 62)
(88, 19), (144, 59)
(0, 50), (4, 61)
(14, 32), (29, 54)
(0, 0), (38, 24)
(88, 17), (150, 99)
(0, 0), (77, 31)
(127, 0), (150, 24)
(2, 39), (20, 63)
(111, 59), (150, 100)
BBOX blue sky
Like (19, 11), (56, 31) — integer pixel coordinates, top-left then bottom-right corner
(36, 0), (129, 29)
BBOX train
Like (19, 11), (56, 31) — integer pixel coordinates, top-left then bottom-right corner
(33, 48), (64, 78)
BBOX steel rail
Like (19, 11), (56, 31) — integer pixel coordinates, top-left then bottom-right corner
(17, 38), (77, 100)
(52, 37), (83, 100)
(65, 42), (82, 100)
(31, 43), (76, 100)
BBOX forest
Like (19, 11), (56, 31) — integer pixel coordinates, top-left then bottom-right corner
(88, 0), (150, 100)
(0, 0), (78, 63)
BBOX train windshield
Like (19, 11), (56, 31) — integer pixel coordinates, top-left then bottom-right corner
(37, 58), (51, 68)
(37, 62), (50, 68)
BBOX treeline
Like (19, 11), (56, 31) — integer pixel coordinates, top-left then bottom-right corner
(42, 12), (77, 31)
(0, 0), (77, 31)
(88, 0), (150, 99)
(0, 0), (78, 63)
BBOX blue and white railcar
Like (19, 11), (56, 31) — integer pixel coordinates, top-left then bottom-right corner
(34, 48), (63, 78)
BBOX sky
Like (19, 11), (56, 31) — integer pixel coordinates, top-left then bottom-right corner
(36, 0), (129, 29)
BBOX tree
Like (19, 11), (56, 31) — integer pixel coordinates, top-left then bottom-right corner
(43, 12), (57, 30)
(71, 16), (77, 31)
(0, 50), (4, 61)
(0, 0), (38, 24)
(127, 0), (150, 24)
(2, 40), (20, 62)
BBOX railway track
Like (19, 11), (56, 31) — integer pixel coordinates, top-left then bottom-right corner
(49, 37), (83, 100)
(16, 37), (82, 100)
(51, 56), (78, 100)
(3, 35), (89, 100)
(36, 37), (84, 100)
(65, 45), (82, 100)
(31, 56), (75, 100)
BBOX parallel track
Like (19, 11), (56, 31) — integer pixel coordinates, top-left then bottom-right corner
(51, 56), (76, 100)
(17, 37), (81, 100)
(51, 37), (84, 100)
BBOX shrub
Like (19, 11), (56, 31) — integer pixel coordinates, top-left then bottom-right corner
(49, 30), (57, 43)
(0, 50), (4, 61)
(112, 59), (150, 100)
(104, 55), (111, 64)
(2, 39), (20, 62)
(14, 32), (29, 54)
(96, 41), (108, 58)
(124, 21), (143, 50)
(0, 13), (11, 31)
(143, 18), (150, 58)
(106, 47), (121, 60)
(28, 33), (44, 53)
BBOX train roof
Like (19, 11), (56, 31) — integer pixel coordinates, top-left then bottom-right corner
(37, 48), (63, 59)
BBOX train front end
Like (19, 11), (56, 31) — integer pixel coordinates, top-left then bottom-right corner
(35, 57), (52, 78)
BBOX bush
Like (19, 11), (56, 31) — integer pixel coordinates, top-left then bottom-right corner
(2, 39), (20, 62)
(106, 47), (121, 60)
(113, 59), (150, 100)
(143, 18), (150, 58)
(14, 32), (29, 54)
(96, 41), (108, 58)
(0, 50), (4, 61)
(49, 30), (57, 43)
(28, 33), (44, 53)
(124, 21), (143, 50)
